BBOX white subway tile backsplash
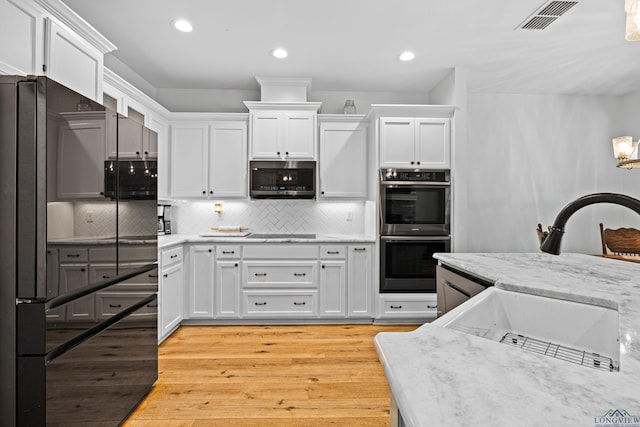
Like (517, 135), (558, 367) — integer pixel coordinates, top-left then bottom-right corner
(171, 199), (369, 235)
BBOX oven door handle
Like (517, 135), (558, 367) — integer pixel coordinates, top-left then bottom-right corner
(380, 235), (451, 241)
(380, 181), (450, 187)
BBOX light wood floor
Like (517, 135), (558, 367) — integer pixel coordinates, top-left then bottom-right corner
(123, 324), (417, 427)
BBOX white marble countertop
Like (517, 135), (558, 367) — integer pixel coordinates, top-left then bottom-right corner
(375, 253), (640, 427)
(158, 233), (376, 250)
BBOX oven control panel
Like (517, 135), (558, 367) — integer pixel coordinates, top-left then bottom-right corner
(381, 169), (449, 182)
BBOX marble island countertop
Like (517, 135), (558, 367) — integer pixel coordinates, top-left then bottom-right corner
(158, 233), (376, 249)
(375, 253), (640, 427)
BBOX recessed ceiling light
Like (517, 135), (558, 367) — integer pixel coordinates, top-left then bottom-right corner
(399, 51), (415, 62)
(172, 19), (193, 33)
(271, 48), (288, 59)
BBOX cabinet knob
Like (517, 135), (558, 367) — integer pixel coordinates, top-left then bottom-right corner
(416, 161), (421, 165)
(202, 190), (206, 194)
(144, 151), (149, 155)
(209, 190), (213, 194)
(322, 265), (325, 269)
(208, 249), (212, 253)
(410, 161), (415, 165)
(321, 191), (325, 195)
(285, 151), (289, 156)
(163, 273), (168, 278)
(234, 263), (238, 267)
(80, 268), (85, 272)
(136, 151), (140, 155)
(277, 151), (281, 156)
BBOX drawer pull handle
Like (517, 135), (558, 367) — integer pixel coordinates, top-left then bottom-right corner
(80, 268), (85, 272)
(294, 273), (306, 277)
(427, 304), (437, 309)
(390, 305), (403, 309)
(170, 254), (178, 259)
(148, 274), (158, 278)
(354, 248), (367, 252)
(254, 273), (267, 277)
(67, 254), (81, 258)
(102, 275), (111, 279)
(222, 251), (235, 254)
(109, 304), (122, 308)
(254, 302), (267, 306)
(293, 301), (306, 306)
(327, 251), (340, 254)
(163, 273), (168, 278)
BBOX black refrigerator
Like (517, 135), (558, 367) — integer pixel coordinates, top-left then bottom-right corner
(0, 76), (158, 426)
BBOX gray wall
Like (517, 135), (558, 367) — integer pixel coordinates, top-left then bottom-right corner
(458, 91), (640, 254)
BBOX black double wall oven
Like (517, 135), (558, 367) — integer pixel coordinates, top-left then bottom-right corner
(380, 169), (451, 293)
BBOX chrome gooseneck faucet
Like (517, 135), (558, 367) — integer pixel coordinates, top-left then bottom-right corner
(540, 193), (640, 255)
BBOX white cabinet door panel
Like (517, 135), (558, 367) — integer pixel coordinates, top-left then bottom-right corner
(170, 124), (208, 198)
(380, 118), (415, 167)
(319, 121), (367, 198)
(0, 0), (43, 75)
(415, 118), (450, 169)
(209, 121), (247, 198)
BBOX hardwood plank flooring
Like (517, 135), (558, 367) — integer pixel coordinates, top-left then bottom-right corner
(123, 324), (417, 427)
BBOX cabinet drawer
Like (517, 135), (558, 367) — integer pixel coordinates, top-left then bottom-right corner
(216, 245), (241, 259)
(161, 246), (183, 267)
(59, 247), (88, 262)
(96, 292), (157, 319)
(243, 244), (318, 259)
(244, 262), (316, 286)
(379, 295), (437, 318)
(243, 290), (318, 316)
(319, 245), (346, 259)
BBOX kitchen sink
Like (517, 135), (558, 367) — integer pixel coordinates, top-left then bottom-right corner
(248, 233), (316, 239)
(433, 287), (620, 371)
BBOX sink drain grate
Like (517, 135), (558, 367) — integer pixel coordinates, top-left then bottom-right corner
(500, 333), (618, 372)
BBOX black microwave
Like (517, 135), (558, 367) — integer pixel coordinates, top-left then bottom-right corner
(250, 160), (316, 199)
(104, 160), (157, 200)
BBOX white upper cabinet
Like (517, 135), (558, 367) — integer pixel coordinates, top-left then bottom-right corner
(245, 102), (321, 160)
(318, 118), (368, 198)
(170, 123), (209, 198)
(44, 18), (103, 102)
(380, 117), (450, 169)
(0, 0), (116, 102)
(56, 112), (106, 199)
(209, 121), (248, 198)
(373, 105), (455, 170)
(0, 0), (43, 76)
(170, 119), (248, 199)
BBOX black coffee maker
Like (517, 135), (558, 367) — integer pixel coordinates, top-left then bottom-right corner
(157, 204), (172, 235)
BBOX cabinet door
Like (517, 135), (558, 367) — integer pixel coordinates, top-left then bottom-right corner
(319, 260), (346, 317)
(215, 260), (241, 318)
(347, 246), (373, 317)
(415, 118), (450, 169)
(160, 263), (183, 340)
(57, 115), (106, 199)
(188, 245), (215, 318)
(0, 0), (43, 75)
(251, 112), (281, 159)
(117, 116), (144, 159)
(319, 122), (367, 198)
(170, 124), (209, 198)
(143, 127), (158, 159)
(59, 264), (93, 321)
(44, 18), (103, 102)
(209, 121), (248, 198)
(380, 118), (416, 167)
(284, 112), (315, 159)
(46, 249), (64, 321)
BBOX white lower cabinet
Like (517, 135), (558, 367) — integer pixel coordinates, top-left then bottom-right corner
(377, 294), (438, 320)
(159, 246), (183, 342)
(347, 245), (374, 318)
(188, 245), (215, 318)
(242, 290), (318, 316)
(176, 242), (379, 322)
(319, 245), (347, 317)
(215, 245), (241, 318)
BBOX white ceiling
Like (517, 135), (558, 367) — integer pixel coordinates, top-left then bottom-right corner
(62, 0), (640, 96)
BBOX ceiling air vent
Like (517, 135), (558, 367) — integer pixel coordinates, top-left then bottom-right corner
(518, 0), (578, 30)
